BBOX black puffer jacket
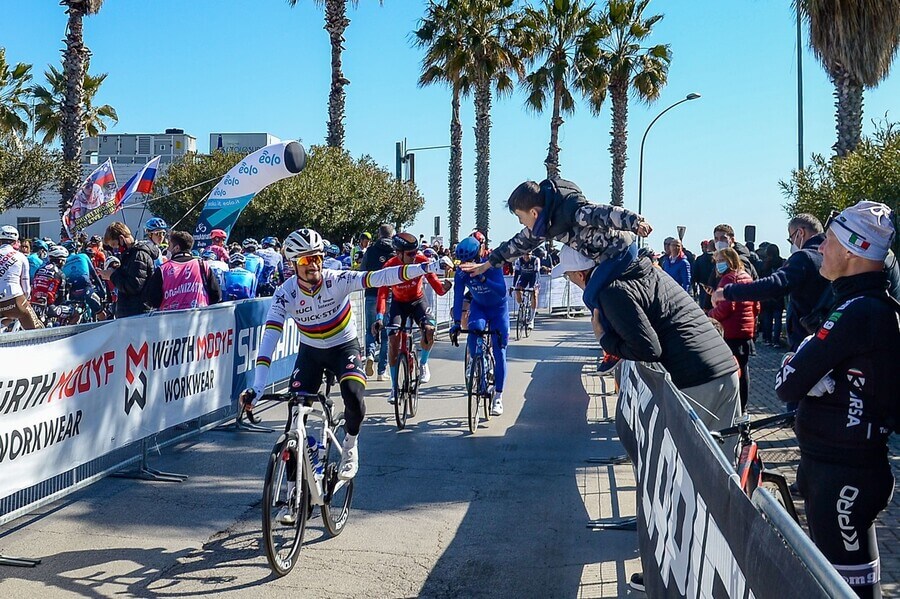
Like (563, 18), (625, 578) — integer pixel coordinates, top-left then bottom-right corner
(358, 237), (395, 297)
(597, 257), (737, 389)
(110, 240), (159, 317)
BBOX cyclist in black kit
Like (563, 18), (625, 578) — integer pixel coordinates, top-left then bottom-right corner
(775, 201), (899, 599)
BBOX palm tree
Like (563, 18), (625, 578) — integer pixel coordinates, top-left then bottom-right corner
(796, 0), (900, 157)
(287, 0), (382, 149)
(31, 64), (118, 146)
(58, 0), (104, 232)
(592, 0), (670, 206)
(414, 1), (471, 245)
(0, 48), (34, 148)
(457, 0), (524, 235)
(519, 0), (606, 178)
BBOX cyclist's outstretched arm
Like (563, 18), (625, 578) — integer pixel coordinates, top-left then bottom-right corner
(332, 262), (434, 295)
(251, 286), (289, 396)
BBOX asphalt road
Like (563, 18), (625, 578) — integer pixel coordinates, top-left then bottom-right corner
(0, 315), (638, 598)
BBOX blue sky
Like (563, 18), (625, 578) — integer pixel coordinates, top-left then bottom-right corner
(2, 0), (898, 252)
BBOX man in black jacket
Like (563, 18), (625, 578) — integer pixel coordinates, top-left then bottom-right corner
(144, 231), (221, 309)
(359, 223), (395, 380)
(101, 222), (160, 318)
(555, 246), (740, 433)
(710, 224), (757, 279)
(713, 214), (828, 350)
(693, 240), (715, 310)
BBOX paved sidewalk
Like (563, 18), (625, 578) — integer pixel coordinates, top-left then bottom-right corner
(746, 342), (900, 596)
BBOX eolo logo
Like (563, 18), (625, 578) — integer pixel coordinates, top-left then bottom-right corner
(125, 342), (149, 414)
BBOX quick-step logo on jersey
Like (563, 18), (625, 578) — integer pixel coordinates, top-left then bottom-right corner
(836, 485), (861, 551)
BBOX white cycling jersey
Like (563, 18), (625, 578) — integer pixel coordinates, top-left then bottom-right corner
(252, 263), (433, 395)
(0, 244), (30, 300)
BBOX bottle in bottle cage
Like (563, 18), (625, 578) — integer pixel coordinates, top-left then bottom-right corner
(307, 435), (324, 480)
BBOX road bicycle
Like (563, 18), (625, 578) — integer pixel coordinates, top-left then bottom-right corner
(712, 410), (798, 522)
(385, 319), (420, 430)
(253, 390), (354, 576)
(514, 287), (535, 340)
(461, 325), (497, 433)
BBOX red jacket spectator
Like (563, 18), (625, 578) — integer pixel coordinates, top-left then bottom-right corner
(709, 269), (758, 340)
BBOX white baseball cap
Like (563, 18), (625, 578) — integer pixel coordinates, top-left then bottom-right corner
(551, 245), (596, 278)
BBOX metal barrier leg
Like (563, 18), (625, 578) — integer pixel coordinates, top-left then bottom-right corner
(585, 455), (631, 465)
(110, 439), (188, 482)
(586, 516), (638, 531)
(0, 553), (41, 567)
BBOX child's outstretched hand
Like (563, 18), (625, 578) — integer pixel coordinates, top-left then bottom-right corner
(460, 261), (491, 276)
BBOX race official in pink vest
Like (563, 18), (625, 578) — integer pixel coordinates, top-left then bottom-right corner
(144, 231), (221, 311)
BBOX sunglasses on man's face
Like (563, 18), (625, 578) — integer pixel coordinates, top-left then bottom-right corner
(295, 255), (323, 267)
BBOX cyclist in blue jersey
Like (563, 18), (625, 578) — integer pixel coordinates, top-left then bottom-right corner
(223, 253), (257, 301)
(28, 239), (48, 280)
(449, 236), (509, 416)
(144, 217), (169, 268)
(242, 238), (264, 292)
(61, 246), (108, 320)
(201, 249), (229, 291)
(255, 236), (284, 296)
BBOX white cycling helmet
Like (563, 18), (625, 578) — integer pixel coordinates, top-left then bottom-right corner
(283, 228), (325, 260)
(0, 225), (19, 243)
(49, 246), (70, 260)
(104, 255), (120, 269)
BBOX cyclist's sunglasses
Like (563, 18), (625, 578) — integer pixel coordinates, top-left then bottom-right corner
(824, 209), (868, 242)
(295, 254), (323, 267)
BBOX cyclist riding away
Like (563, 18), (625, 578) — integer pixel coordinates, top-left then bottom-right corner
(256, 236), (285, 296)
(512, 249), (540, 329)
(373, 232), (451, 398)
(240, 228), (439, 483)
(0, 225), (42, 330)
(449, 236), (509, 416)
(223, 253), (257, 301)
(242, 238), (264, 285)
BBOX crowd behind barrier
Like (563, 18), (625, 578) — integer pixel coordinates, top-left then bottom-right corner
(615, 360), (855, 598)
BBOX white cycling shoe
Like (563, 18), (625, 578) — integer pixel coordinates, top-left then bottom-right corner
(276, 506), (298, 526)
(339, 441), (359, 481)
(491, 394), (504, 416)
(420, 363), (431, 383)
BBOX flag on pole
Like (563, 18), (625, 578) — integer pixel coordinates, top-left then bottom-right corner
(64, 159), (118, 235)
(115, 156), (160, 206)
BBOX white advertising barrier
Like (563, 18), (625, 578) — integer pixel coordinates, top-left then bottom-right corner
(0, 305), (237, 499)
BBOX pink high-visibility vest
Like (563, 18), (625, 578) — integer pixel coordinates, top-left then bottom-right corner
(159, 259), (209, 311)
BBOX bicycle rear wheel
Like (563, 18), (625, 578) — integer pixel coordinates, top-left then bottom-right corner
(262, 438), (309, 576)
(322, 417), (354, 537)
(467, 356), (482, 433)
(394, 353), (409, 430)
(760, 471), (799, 523)
(408, 349), (420, 418)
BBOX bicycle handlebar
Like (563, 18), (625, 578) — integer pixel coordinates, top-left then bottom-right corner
(714, 410), (796, 439)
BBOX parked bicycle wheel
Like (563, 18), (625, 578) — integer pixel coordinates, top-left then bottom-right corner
(262, 437), (309, 576)
(394, 352), (410, 430)
(408, 348), (420, 418)
(759, 471), (799, 523)
(322, 416), (354, 537)
(467, 355), (482, 433)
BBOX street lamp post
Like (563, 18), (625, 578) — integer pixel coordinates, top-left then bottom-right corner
(637, 93), (701, 225)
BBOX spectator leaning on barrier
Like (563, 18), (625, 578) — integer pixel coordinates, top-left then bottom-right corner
(708, 248), (758, 412)
(144, 230), (221, 311)
(554, 245), (740, 433)
(713, 214), (828, 351)
(661, 237), (692, 292)
(359, 223), (396, 380)
(101, 222), (159, 318)
(775, 201), (899, 599)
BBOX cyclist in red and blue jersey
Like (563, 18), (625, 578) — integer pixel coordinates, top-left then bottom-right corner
(240, 228), (439, 483)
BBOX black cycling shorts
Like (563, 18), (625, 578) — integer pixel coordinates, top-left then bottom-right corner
(798, 456), (894, 597)
(515, 273), (537, 290)
(289, 339), (367, 394)
(387, 298), (434, 332)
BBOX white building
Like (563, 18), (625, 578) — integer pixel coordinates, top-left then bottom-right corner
(2, 129), (279, 241)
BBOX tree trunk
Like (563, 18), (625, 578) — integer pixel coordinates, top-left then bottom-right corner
(449, 84), (463, 246)
(545, 82), (563, 179)
(474, 81), (492, 236)
(608, 80), (628, 207)
(324, 0), (350, 148)
(830, 64), (863, 158)
(59, 5), (88, 236)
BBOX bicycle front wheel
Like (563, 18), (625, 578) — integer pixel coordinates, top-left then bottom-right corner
(524, 301), (532, 338)
(467, 356), (482, 433)
(483, 353), (494, 422)
(408, 350), (420, 418)
(394, 353), (409, 430)
(516, 306), (523, 341)
(322, 418), (355, 537)
(262, 438), (309, 576)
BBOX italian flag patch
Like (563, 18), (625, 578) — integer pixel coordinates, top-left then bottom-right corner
(848, 233), (870, 250)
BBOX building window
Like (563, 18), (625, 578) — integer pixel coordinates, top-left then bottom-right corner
(17, 217), (40, 240)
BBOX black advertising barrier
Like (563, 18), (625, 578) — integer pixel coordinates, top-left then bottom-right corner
(615, 360), (847, 598)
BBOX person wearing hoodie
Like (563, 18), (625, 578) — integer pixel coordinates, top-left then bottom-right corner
(101, 222), (160, 318)
(359, 223), (396, 380)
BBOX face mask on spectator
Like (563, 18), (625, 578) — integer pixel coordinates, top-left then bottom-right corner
(714, 240), (729, 251)
(715, 262), (728, 274)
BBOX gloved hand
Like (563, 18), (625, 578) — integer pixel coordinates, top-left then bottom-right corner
(239, 388), (261, 424)
(421, 259), (440, 274)
(808, 372), (836, 397)
(449, 322), (461, 347)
